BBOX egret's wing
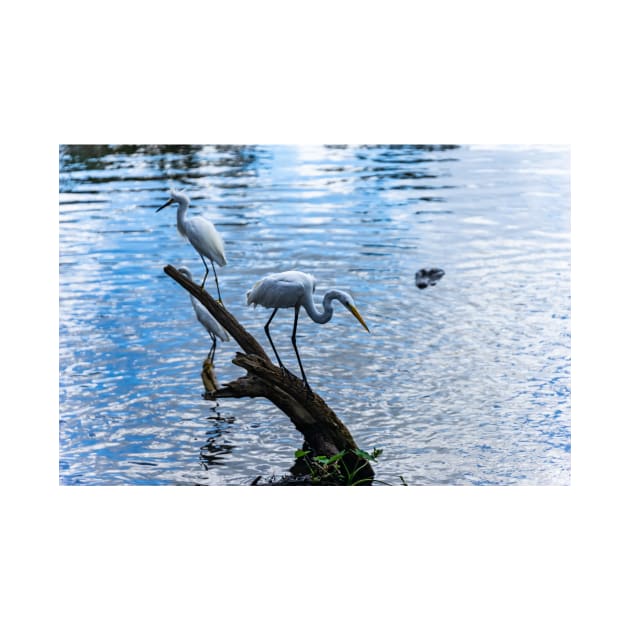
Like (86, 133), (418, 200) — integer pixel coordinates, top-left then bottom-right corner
(186, 216), (227, 266)
(191, 296), (230, 341)
(246, 271), (312, 309)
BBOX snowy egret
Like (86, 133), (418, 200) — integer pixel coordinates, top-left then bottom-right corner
(156, 189), (227, 302)
(246, 270), (369, 388)
(178, 267), (229, 363)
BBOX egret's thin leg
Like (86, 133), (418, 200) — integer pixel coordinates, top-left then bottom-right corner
(208, 335), (217, 364)
(210, 259), (222, 304)
(264, 309), (284, 369)
(199, 254), (210, 290)
(291, 305), (310, 389)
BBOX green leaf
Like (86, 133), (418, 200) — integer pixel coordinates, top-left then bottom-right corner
(325, 452), (345, 464)
(314, 452), (344, 466)
(353, 448), (374, 461)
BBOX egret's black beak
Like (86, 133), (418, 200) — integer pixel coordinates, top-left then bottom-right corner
(155, 198), (175, 212)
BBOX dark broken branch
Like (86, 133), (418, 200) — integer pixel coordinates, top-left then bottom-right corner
(164, 264), (269, 359)
(164, 264), (374, 483)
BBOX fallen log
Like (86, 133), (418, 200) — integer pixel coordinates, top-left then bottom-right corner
(164, 264), (374, 484)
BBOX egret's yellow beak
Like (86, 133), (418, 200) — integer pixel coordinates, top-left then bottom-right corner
(155, 198), (175, 212)
(347, 304), (370, 333)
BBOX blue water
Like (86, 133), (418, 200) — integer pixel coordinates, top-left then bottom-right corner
(59, 144), (570, 485)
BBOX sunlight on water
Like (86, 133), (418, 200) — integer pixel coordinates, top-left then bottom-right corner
(59, 144), (570, 485)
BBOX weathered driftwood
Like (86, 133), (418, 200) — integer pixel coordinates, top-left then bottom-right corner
(164, 264), (374, 483)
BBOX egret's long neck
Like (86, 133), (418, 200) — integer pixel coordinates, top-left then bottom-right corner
(302, 290), (345, 324)
(176, 199), (189, 237)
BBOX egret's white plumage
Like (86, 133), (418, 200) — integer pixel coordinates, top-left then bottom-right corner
(157, 189), (227, 301)
(179, 267), (229, 362)
(247, 270), (317, 310)
(246, 270), (369, 388)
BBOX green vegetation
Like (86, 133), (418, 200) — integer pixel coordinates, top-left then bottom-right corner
(294, 447), (388, 485)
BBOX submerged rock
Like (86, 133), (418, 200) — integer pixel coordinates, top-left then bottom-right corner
(415, 267), (445, 289)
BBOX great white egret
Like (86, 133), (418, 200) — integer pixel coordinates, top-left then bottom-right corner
(156, 189), (227, 302)
(246, 270), (369, 388)
(178, 266), (229, 363)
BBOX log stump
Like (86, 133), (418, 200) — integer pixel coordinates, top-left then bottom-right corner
(164, 265), (374, 484)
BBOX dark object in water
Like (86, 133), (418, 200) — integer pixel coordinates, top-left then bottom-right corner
(415, 267), (445, 289)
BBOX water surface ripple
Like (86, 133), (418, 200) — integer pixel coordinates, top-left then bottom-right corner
(59, 144), (570, 485)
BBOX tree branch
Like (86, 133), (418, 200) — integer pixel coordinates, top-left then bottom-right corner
(163, 264), (374, 483)
(164, 264), (269, 359)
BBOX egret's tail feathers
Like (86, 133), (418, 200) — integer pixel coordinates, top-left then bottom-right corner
(217, 330), (230, 343)
(246, 283), (259, 306)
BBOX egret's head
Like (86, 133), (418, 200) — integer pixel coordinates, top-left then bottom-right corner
(155, 189), (189, 212)
(337, 292), (370, 333)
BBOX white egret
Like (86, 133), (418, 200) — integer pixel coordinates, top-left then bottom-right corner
(178, 267), (229, 363)
(246, 270), (369, 388)
(156, 189), (227, 302)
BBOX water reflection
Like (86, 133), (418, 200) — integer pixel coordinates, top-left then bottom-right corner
(199, 408), (236, 469)
(59, 143), (570, 485)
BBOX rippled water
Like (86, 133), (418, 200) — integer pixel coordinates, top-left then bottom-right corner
(59, 144), (570, 485)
